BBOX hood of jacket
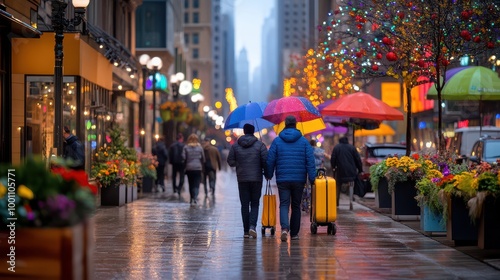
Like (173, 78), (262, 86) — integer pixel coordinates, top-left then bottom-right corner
(279, 128), (302, 143)
(238, 134), (258, 148)
(65, 134), (78, 145)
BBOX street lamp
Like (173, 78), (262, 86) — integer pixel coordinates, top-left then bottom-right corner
(170, 72), (192, 99)
(139, 54), (162, 151)
(52, 0), (90, 156)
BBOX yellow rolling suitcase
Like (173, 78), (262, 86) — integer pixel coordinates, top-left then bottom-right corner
(310, 168), (337, 235)
(261, 180), (276, 236)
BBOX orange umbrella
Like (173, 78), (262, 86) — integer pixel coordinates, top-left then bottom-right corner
(321, 92), (404, 121)
(354, 123), (396, 137)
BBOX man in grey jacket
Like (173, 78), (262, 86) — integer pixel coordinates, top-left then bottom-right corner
(227, 124), (268, 238)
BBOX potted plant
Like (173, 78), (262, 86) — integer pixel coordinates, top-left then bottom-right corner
(137, 153), (158, 194)
(466, 161), (500, 249)
(0, 157), (96, 279)
(369, 159), (392, 209)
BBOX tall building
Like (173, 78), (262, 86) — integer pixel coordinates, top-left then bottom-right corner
(260, 7), (279, 102)
(276, 0), (333, 98)
(184, 0), (213, 112)
(236, 48), (250, 104)
(251, 66), (263, 102)
(220, 2), (236, 116)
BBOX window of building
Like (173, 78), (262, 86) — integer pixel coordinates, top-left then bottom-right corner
(214, 55), (219, 60)
(193, 12), (199, 23)
(136, 1), (167, 48)
(214, 84), (219, 90)
(215, 15), (219, 22)
(192, 33), (199, 44)
(193, 70), (199, 78)
(214, 73), (219, 79)
(184, 33), (189, 45)
(184, 0), (189, 8)
(193, 0), (199, 8)
(214, 36), (219, 42)
(193, 48), (199, 59)
(184, 12), (189, 23)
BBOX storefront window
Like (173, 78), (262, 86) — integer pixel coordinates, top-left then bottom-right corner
(26, 76), (77, 161)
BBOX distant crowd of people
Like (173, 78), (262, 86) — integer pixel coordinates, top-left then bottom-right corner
(149, 115), (363, 242)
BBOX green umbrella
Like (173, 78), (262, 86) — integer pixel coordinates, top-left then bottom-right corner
(427, 66), (500, 100)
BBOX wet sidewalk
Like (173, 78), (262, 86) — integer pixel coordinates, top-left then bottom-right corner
(93, 170), (500, 279)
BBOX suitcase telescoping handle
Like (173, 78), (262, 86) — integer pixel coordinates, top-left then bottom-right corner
(317, 168), (326, 179)
(265, 180), (273, 195)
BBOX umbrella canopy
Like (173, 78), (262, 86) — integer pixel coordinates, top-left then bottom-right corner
(318, 99), (349, 124)
(427, 66), (500, 100)
(273, 118), (326, 135)
(354, 123), (395, 137)
(321, 92), (404, 121)
(224, 102), (275, 131)
(263, 96), (322, 124)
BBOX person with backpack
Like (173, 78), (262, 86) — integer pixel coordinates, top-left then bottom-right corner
(62, 126), (85, 170)
(202, 137), (222, 197)
(169, 133), (185, 195)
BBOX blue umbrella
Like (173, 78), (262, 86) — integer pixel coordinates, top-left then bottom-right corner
(224, 102), (275, 131)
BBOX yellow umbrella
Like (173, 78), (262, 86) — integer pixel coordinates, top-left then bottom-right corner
(355, 123), (395, 137)
(274, 118), (326, 135)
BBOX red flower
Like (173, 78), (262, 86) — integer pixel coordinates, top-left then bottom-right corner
(412, 154), (420, 160)
(52, 167), (98, 195)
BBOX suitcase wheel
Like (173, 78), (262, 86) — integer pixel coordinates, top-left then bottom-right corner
(271, 227), (275, 236)
(262, 228), (266, 235)
(310, 223), (318, 234)
(327, 223), (337, 235)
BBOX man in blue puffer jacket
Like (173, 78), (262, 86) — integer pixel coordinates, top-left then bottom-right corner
(266, 115), (316, 242)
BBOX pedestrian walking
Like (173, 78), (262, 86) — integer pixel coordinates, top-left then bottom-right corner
(265, 116), (316, 241)
(227, 124), (268, 238)
(202, 138), (222, 197)
(182, 134), (205, 205)
(310, 139), (325, 170)
(62, 126), (85, 170)
(330, 136), (363, 210)
(169, 133), (186, 195)
(152, 136), (168, 192)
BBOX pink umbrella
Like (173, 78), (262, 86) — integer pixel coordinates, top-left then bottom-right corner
(263, 96), (321, 124)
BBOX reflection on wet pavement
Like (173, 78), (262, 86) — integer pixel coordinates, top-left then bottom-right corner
(93, 170), (500, 279)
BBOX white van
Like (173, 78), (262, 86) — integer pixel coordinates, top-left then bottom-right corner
(448, 126), (500, 156)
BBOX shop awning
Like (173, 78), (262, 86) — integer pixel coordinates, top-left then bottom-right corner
(355, 123), (396, 137)
(0, 9), (41, 38)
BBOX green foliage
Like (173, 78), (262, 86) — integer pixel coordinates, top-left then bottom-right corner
(416, 178), (445, 217)
(369, 160), (388, 191)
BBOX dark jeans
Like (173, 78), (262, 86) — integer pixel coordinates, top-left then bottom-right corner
(278, 182), (304, 236)
(171, 164), (185, 192)
(203, 169), (216, 195)
(156, 164), (165, 187)
(185, 170), (202, 201)
(238, 182), (262, 233)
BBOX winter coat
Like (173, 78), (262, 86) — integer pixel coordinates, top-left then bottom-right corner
(203, 143), (222, 171)
(313, 147), (325, 170)
(169, 141), (185, 166)
(153, 141), (169, 166)
(182, 143), (205, 171)
(63, 134), (85, 170)
(330, 138), (363, 184)
(227, 134), (268, 183)
(265, 128), (316, 184)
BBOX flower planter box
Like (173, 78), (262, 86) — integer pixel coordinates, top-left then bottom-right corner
(478, 195), (500, 249)
(126, 185), (133, 203)
(0, 221), (94, 279)
(100, 183), (126, 206)
(142, 176), (154, 193)
(391, 180), (420, 221)
(420, 205), (446, 234)
(132, 186), (138, 201)
(375, 177), (392, 209)
(447, 195), (478, 246)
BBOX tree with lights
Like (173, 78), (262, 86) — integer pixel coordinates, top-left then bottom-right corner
(320, 0), (500, 154)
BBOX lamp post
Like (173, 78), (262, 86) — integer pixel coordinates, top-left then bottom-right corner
(139, 54), (162, 151)
(52, 0), (90, 156)
(170, 72), (193, 100)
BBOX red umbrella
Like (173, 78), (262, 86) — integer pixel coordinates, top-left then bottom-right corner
(321, 92), (404, 121)
(262, 96), (321, 124)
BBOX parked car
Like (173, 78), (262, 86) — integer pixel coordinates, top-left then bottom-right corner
(469, 137), (500, 164)
(361, 143), (407, 174)
(448, 126), (500, 157)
